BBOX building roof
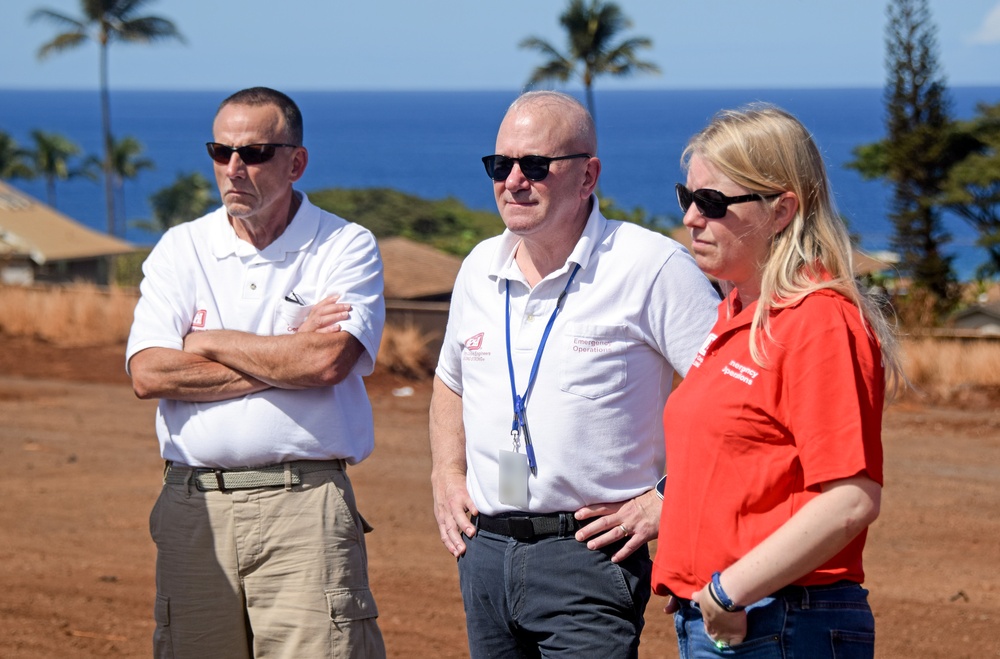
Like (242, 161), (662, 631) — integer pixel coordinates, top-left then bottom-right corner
(377, 227), (894, 302)
(0, 180), (135, 264)
(378, 236), (463, 300)
(951, 301), (1000, 323)
(851, 249), (896, 277)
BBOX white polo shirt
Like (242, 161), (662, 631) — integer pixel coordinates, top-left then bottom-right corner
(435, 198), (720, 515)
(126, 192), (385, 468)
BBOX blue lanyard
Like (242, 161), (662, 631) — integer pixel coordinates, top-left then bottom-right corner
(505, 262), (581, 475)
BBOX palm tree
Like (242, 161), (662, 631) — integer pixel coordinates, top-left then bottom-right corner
(31, 0), (184, 235)
(133, 171), (218, 234)
(0, 131), (34, 180)
(27, 130), (97, 208)
(520, 0), (660, 124)
(110, 134), (154, 236)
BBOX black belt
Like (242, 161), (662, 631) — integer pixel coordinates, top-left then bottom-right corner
(164, 459), (345, 492)
(474, 513), (585, 541)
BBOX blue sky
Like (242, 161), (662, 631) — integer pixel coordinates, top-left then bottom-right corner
(1, 0), (999, 91)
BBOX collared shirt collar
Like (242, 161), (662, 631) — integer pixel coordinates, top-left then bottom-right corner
(488, 194), (605, 284)
(210, 191), (318, 262)
(719, 276), (845, 332)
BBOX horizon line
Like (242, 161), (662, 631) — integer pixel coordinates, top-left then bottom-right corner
(4, 83), (1000, 94)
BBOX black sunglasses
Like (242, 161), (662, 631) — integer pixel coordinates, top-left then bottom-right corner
(675, 183), (780, 219)
(482, 153), (591, 182)
(206, 142), (298, 165)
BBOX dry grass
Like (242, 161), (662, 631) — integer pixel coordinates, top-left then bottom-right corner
(377, 323), (437, 379)
(0, 283), (138, 346)
(5, 284), (1000, 393)
(900, 337), (1000, 400)
(0, 284), (437, 377)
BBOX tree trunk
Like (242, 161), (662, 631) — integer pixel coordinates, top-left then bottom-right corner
(100, 35), (118, 286)
(99, 40), (116, 236)
(46, 176), (56, 208)
(585, 82), (596, 125)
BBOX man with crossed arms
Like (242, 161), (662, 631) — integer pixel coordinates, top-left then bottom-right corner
(128, 87), (385, 658)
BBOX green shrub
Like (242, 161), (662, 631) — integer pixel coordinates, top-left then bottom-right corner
(308, 187), (503, 257)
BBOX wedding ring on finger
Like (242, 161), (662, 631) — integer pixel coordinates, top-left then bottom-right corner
(619, 524), (629, 536)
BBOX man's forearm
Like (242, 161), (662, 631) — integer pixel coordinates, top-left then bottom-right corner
(183, 328), (365, 389)
(429, 376), (479, 556)
(130, 347), (271, 402)
(429, 376), (467, 477)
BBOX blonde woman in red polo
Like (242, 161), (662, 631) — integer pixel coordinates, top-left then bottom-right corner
(652, 104), (903, 658)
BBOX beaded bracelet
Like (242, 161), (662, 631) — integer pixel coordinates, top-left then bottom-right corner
(710, 571), (745, 612)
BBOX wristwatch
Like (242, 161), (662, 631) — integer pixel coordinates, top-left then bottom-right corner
(654, 475), (667, 500)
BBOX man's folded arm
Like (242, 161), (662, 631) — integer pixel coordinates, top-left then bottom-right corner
(182, 328), (365, 390)
(129, 346), (271, 402)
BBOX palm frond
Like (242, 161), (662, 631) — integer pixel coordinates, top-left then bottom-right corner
(520, 36), (575, 85)
(520, 0), (659, 116)
(527, 61), (575, 86)
(113, 16), (186, 44)
(29, 8), (87, 30)
(36, 32), (89, 59)
(519, 36), (564, 59)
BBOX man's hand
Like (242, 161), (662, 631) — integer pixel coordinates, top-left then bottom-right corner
(297, 295), (351, 334)
(428, 377), (473, 558)
(574, 488), (662, 562)
(432, 469), (478, 558)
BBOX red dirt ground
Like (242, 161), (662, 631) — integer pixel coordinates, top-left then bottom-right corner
(0, 335), (998, 658)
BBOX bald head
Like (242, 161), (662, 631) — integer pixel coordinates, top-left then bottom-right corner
(490, 90), (601, 271)
(503, 91), (597, 155)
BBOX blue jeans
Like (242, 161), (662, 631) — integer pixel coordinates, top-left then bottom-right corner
(458, 522), (651, 658)
(674, 581), (875, 658)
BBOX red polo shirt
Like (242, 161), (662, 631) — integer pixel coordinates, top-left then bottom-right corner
(651, 288), (885, 599)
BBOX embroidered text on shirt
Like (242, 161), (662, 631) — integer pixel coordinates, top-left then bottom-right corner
(722, 359), (758, 386)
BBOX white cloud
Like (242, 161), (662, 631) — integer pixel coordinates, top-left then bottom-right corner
(969, 2), (1000, 44)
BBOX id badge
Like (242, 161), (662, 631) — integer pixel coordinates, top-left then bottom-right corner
(498, 449), (530, 508)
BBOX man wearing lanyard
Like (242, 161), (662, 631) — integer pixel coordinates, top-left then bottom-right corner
(430, 90), (720, 657)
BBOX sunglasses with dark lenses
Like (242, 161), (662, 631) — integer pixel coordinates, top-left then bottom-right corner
(206, 142), (298, 165)
(675, 183), (780, 219)
(481, 153), (591, 182)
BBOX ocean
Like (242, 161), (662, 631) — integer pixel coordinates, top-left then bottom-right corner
(2, 87), (999, 279)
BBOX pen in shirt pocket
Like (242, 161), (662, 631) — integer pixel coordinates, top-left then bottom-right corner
(284, 290), (305, 305)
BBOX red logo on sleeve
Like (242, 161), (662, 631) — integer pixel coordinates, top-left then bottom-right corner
(192, 309), (207, 328)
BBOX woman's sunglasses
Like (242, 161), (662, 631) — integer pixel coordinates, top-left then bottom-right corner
(206, 142), (298, 165)
(482, 153), (591, 182)
(675, 183), (780, 219)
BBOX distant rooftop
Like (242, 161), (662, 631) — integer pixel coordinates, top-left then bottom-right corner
(0, 180), (134, 264)
(378, 236), (462, 301)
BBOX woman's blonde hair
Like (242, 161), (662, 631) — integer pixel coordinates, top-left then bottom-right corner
(683, 103), (902, 395)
